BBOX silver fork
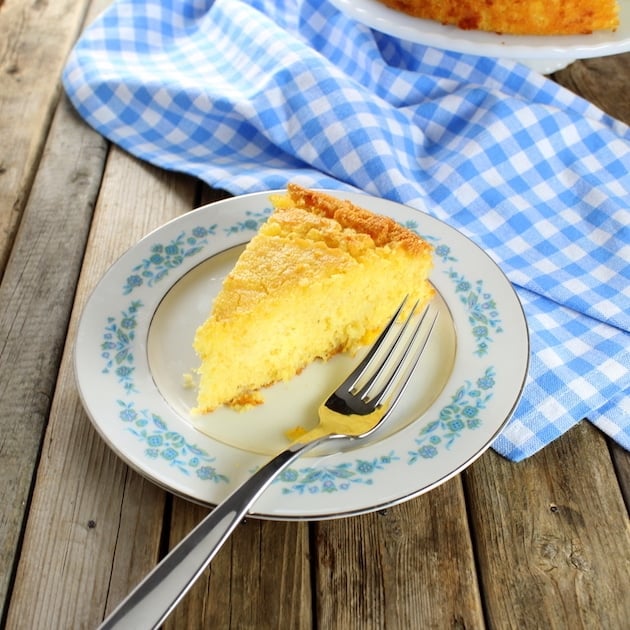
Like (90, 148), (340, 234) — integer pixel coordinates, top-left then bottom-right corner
(99, 298), (437, 629)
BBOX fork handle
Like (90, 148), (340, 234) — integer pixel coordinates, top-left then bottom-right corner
(98, 439), (322, 630)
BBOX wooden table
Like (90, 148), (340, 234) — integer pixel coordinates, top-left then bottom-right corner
(1, 1), (629, 627)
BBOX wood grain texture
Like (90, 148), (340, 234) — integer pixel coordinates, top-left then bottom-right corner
(610, 442), (630, 512)
(164, 499), (312, 629)
(0, 0), (92, 275)
(313, 477), (484, 629)
(553, 53), (630, 126)
(1, 2), (629, 627)
(465, 422), (630, 630)
(0, 96), (107, 620)
(4, 147), (198, 629)
(103, 472), (167, 617)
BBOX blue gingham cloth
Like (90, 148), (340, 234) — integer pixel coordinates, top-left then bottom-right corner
(63, 0), (629, 461)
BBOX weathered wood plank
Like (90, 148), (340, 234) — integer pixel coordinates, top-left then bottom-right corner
(465, 422), (630, 629)
(0, 0), (119, 616)
(0, 0), (94, 275)
(102, 471), (167, 617)
(610, 443), (630, 512)
(4, 147), (198, 629)
(313, 477), (484, 629)
(553, 53), (630, 126)
(0, 95), (107, 621)
(163, 499), (312, 629)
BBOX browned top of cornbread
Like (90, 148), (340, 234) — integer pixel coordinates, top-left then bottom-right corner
(376, 0), (619, 35)
(210, 185), (432, 320)
(280, 184), (431, 257)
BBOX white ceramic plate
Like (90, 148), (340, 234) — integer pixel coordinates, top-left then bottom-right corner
(329, 0), (630, 73)
(75, 190), (528, 520)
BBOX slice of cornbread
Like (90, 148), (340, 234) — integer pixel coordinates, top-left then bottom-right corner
(376, 0), (619, 35)
(192, 184), (434, 414)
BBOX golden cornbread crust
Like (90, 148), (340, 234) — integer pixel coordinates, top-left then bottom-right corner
(376, 0), (619, 35)
(193, 185), (434, 414)
(282, 183), (430, 255)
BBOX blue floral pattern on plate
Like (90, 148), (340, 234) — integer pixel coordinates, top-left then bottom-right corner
(117, 400), (228, 483)
(411, 228), (503, 356)
(123, 225), (218, 295)
(100, 216), (276, 483)
(224, 208), (271, 235)
(275, 452), (400, 495)
(99, 217), (502, 489)
(101, 300), (142, 394)
(409, 367), (495, 462)
(76, 191), (528, 516)
(447, 270), (503, 356)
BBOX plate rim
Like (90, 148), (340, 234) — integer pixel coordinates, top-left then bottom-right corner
(74, 189), (529, 520)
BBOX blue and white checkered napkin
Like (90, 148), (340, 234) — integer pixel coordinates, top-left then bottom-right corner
(63, 0), (629, 461)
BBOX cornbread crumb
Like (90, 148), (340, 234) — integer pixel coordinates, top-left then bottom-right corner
(285, 425), (308, 442)
(192, 184), (434, 414)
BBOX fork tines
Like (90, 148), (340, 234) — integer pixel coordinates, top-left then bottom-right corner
(349, 298), (437, 409)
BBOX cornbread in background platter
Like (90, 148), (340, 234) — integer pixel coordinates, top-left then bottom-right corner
(375, 0), (620, 35)
(192, 184), (434, 414)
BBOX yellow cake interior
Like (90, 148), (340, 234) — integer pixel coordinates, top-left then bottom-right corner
(192, 184), (434, 415)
